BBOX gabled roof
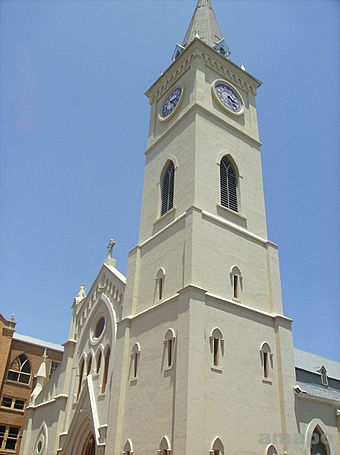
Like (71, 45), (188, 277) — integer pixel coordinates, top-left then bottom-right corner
(13, 333), (64, 352)
(294, 348), (340, 380)
(182, 0), (223, 49)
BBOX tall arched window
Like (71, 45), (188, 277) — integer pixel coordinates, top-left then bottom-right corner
(122, 439), (133, 455)
(260, 342), (272, 379)
(164, 329), (176, 369)
(310, 426), (330, 455)
(87, 354), (92, 376)
(131, 343), (141, 380)
(161, 161), (175, 216)
(77, 358), (84, 400)
(156, 268), (166, 301)
(210, 328), (224, 368)
(101, 347), (110, 393)
(220, 156), (238, 212)
(7, 354), (31, 384)
(96, 350), (102, 374)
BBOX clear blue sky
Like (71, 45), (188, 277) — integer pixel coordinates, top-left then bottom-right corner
(0, 1), (339, 360)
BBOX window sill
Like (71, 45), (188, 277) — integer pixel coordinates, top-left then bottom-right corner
(211, 366), (222, 373)
(0, 406), (24, 413)
(262, 378), (272, 384)
(164, 364), (174, 372)
(232, 297), (241, 303)
(130, 377), (138, 384)
(5, 380), (31, 388)
(216, 203), (247, 220)
(153, 206), (176, 226)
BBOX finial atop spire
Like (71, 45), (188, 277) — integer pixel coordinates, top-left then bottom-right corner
(107, 239), (116, 258)
(182, 0), (226, 51)
(105, 239), (116, 267)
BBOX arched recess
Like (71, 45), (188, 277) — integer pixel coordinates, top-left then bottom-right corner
(266, 444), (278, 455)
(65, 415), (96, 455)
(305, 419), (332, 455)
(164, 328), (176, 368)
(229, 265), (242, 299)
(260, 342), (273, 379)
(156, 268), (166, 301)
(34, 422), (48, 455)
(158, 435), (171, 455)
(122, 439), (134, 455)
(82, 432), (96, 455)
(209, 328), (224, 368)
(7, 353), (31, 384)
(130, 342), (141, 380)
(209, 436), (224, 455)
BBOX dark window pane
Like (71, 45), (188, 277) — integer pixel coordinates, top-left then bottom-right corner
(8, 428), (18, 437)
(19, 373), (30, 384)
(1, 397), (12, 407)
(14, 400), (25, 410)
(7, 371), (19, 381)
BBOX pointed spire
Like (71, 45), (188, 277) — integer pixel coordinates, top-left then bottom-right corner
(182, 0), (224, 49)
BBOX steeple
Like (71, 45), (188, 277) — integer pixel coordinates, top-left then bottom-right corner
(182, 0), (226, 50)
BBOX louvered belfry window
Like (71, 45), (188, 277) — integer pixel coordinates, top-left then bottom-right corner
(161, 161), (175, 216)
(220, 156), (238, 212)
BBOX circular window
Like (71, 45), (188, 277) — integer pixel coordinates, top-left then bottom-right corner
(94, 317), (105, 338)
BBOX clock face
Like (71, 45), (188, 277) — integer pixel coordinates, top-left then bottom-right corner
(213, 81), (243, 114)
(160, 87), (183, 120)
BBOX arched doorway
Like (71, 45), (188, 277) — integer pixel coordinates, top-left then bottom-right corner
(310, 426), (330, 455)
(82, 433), (95, 455)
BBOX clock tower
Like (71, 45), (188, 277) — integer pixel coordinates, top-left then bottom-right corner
(108, 0), (298, 454)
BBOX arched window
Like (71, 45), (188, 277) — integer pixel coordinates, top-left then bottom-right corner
(161, 161), (175, 216)
(77, 358), (84, 400)
(156, 268), (166, 301)
(158, 436), (171, 455)
(220, 156), (238, 212)
(209, 437), (224, 455)
(164, 329), (176, 369)
(122, 439), (133, 455)
(101, 347), (110, 393)
(82, 433), (95, 455)
(260, 342), (272, 379)
(310, 426), (330, 455)
(96, 350), (102, 374)
(7, 354), (31, 384)
(230, 265), (242, 300)
(210, 328), (224, 368)
(266, 444), (278, 455)
(131, 343), (141, 380)
(87, 354), (92, 376)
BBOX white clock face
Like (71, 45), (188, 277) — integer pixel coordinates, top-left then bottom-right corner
(160, 87), (183, 120)
(213, 81), (243, 114)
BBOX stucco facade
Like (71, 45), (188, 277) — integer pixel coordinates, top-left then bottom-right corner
(19, 1), (339, 454)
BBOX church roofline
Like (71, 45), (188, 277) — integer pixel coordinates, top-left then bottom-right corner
(13, 332), (64, 352)
(145, 37), (261, 101)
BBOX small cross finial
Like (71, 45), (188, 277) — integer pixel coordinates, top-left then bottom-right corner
(107, 239), (116, 258)
(10, 313), (15, 322)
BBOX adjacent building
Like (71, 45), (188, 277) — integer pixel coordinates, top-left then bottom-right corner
(18, 1), (340, 454)
(0, 314), (63, 454)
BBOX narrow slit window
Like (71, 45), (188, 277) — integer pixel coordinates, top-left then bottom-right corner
(233, 274), (239, 298)
(167, 339), (173, 367)
(77, 359), (84, 400)
(159, 277), (163, 300)
(133, 353), (138, 378)
(131, 343), (140, 380)
(213, 338), (219, 366)
(263, 352), (269, 378)
(101, 347), (110, 393)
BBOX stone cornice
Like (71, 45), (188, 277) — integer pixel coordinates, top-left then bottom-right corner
(145, 38), (261, 104)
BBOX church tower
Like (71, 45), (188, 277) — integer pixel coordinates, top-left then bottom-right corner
(108, 1), (298, 454)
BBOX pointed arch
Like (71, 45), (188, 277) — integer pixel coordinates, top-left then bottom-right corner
(131, 342), (141, 380)
(122, 439), (134, 455)
(209, 436), (224, 455)
(77, 357), (85, 400)
(220, 155), (238, 212)
(305, 420), (332, 455)
(161, 160), (175, 216)
(260, 342), (272, 379)
(82, 432), (96, 455)
(7, 353), (31, 384)
(266, 444), (278, 455)
(158, 435), (171, 455)
(34, 422), (48, 455)
(87, 353), (93, 376)
(96, 348), (103, 374)
(156, 268), (166, 301)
